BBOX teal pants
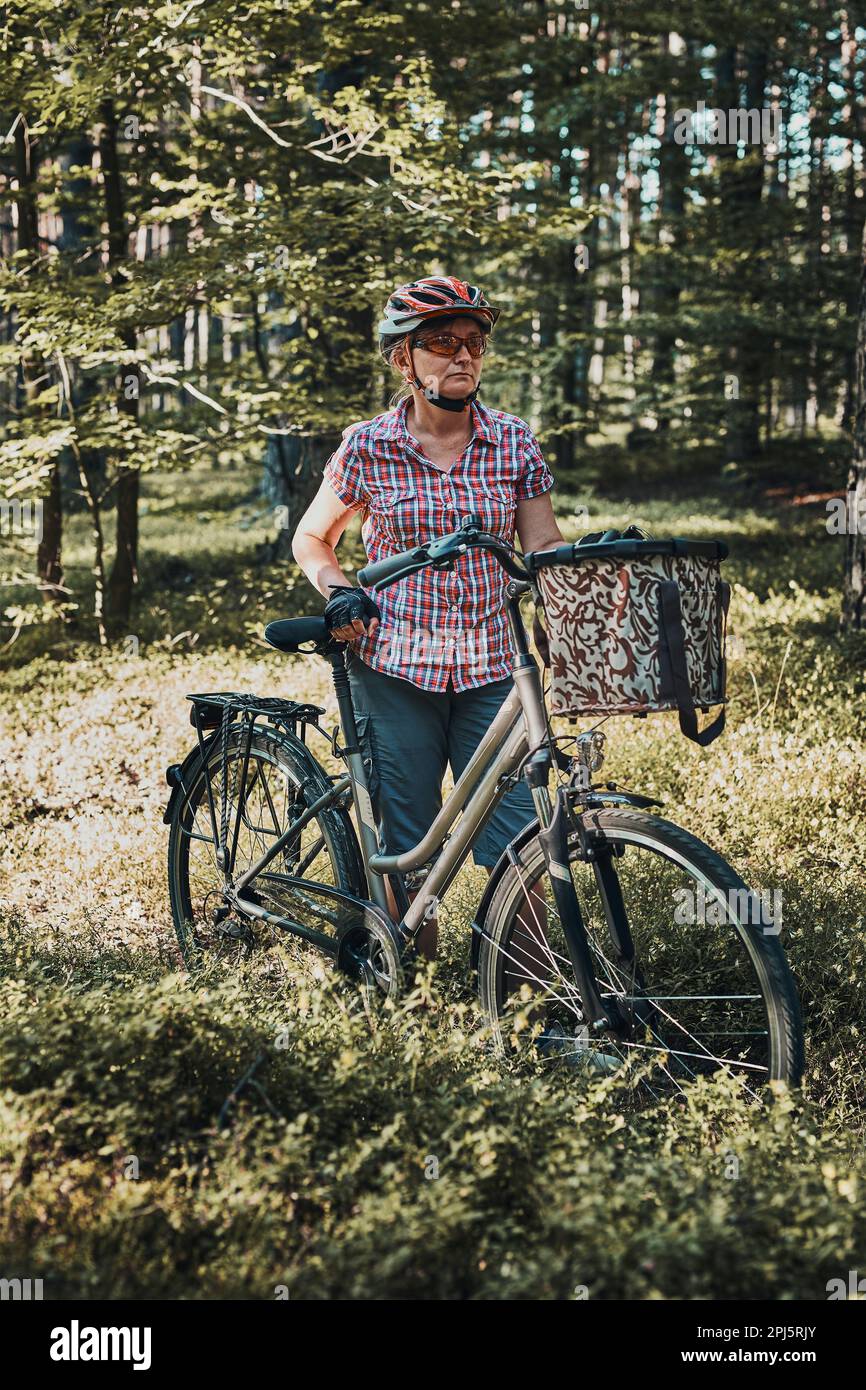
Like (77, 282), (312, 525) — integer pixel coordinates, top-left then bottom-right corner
(346, 653), (536, 867)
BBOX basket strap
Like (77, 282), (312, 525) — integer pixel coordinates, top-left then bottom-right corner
(532, 608), (551, 668)
(658, 580), (726, 746)
(718, 579), (731, 698)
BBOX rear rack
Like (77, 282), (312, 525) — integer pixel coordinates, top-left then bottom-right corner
(184, 693), (329, 875)
(186, 692), (325, 735)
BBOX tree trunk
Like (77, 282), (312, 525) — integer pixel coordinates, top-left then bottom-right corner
(261, 58), (372, 556)
(651, 41), (688, 432)
(15, 118), (65, 605)
(842, 219), (866, 629)
(100, 98), (140, 630)
(839, 12), (863, 431)
(720, 45), (766, 464)
(37, 463), (64, 602)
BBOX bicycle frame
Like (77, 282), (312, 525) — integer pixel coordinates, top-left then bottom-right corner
(223, 582), (552, 946)
(182, 576), (619, 1028)
(171, 521), (805, 1082)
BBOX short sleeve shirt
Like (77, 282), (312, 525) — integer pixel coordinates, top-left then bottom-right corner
(322, 396), (554, 691)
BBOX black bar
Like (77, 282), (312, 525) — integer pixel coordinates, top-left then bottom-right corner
(528, 536), (729, 569)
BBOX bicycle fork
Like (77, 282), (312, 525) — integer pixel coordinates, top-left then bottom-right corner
(509, 600), (624, 1037)
(537, 791), (625, 1034)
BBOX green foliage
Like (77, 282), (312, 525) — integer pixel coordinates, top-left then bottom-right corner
(1, 1), (864, 1301)
(1, 920), (864, 1301)
(1, 479), (866, 1299)
(3, 0), (860, 632)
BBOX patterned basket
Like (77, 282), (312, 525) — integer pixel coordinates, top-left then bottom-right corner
(532, 537), (730, 746)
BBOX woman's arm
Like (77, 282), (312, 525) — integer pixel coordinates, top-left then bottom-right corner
(292, 481), (380, 642)
(515, 492), (564, 553)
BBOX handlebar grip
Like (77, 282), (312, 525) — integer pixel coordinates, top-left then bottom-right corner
(358, 546), (428, 589)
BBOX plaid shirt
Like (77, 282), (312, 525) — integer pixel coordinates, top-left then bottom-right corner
(322, 396), (554, 691)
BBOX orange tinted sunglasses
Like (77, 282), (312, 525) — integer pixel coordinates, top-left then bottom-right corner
(410, 331), (488, 358)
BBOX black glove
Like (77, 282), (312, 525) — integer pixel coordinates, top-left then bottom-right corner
(577, 524), (651, 546)
(324, 584), (380, 636)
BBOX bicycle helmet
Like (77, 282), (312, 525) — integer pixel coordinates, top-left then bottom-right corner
(377, 275), (501, 412)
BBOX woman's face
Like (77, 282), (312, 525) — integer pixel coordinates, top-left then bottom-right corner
(398, 314), (486, 402)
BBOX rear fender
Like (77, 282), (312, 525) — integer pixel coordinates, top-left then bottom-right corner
(163, 733), (218, 826)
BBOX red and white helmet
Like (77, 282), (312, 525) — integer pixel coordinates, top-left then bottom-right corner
(377, 275), (500, 358)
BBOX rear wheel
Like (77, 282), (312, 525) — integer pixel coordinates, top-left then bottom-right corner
(477, 808), (803, 1094)
(167, 724), (362, 969)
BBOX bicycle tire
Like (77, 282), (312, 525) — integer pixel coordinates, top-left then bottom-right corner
(477, 807), (804, 1088)
(167, 722), (363, 967)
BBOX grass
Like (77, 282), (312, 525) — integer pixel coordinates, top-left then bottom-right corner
(1, 452), (866, 1299)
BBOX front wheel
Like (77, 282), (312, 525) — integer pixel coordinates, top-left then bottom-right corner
(477, 808), (804, 1093)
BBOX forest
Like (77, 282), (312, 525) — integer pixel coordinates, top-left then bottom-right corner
(1, 0), (866, 1307)
(3, 0), (865, 638)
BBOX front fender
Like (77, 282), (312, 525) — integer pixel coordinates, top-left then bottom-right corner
(468, 786), (661, 972)
(582, 788), (662, 811)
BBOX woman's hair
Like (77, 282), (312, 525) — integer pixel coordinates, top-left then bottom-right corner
(386, 338), (412, 408)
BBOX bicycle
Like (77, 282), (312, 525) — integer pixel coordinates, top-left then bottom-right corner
(164, 517), (804, 1093)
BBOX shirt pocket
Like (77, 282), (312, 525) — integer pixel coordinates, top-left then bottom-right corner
(369, 486), (421, 548)
(474, 480), (517, 539)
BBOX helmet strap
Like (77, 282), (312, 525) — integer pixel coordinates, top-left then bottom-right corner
(405, 345), (478, 412)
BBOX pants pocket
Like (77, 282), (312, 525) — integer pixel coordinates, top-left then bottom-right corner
(353, 712), (381, 809)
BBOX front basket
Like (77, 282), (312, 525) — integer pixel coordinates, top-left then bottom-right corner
(531, 538), (730, 746)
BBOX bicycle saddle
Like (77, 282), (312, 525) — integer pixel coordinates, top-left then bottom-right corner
(264, 616), (331, 652)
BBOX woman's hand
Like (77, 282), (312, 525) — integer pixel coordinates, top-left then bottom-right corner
(330, 614), (381, 644)
(323, 585), (381, 644)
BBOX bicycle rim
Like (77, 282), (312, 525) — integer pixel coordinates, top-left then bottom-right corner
(168, 726), (359, 969)
(478, 809), (803, 1096)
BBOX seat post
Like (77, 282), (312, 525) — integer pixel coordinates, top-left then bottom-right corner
(329, 648), (390, 912)
(329, 648), (361, 753)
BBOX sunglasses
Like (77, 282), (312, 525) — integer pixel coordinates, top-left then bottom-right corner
(410, 331), (488, 358)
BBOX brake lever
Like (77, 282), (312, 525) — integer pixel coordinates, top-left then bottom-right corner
(426, 534), (469, 562)
(426, 519), (491, 564)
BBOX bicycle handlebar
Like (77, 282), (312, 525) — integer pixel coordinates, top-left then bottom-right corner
(357, 546), (431, 589)
(358, 520), (532, 592)
(356, 527), (727, 595)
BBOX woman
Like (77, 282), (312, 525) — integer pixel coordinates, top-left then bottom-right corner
(292, 275), (564, 959)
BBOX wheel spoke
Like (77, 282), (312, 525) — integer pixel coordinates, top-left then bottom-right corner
(171, 732), (349, 967)
(481, 815), (796, 1097)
